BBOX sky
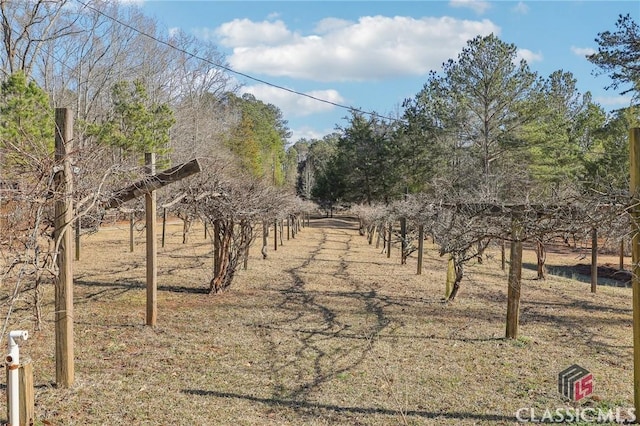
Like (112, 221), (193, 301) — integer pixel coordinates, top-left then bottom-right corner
(138, 0), (639, 144)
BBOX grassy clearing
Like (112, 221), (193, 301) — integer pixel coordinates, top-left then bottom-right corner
(2, 216), (635, 425)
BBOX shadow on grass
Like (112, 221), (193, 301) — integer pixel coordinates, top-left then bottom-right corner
(181, 389), (514, 422)
(75, 279), (208, 297)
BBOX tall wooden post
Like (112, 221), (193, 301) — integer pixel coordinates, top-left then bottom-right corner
(400, 217), (407, 265)
(54, 108), (74, 387)
(145, 153), (157, 327)
(387, 223), (392, 259)
(74, 218), (80, 261)
(214, 221), (221, 277)
(274, 220), (278, 251)
(591, 228), (598, 293)
(161, 208), (167, 248)
(129, 213), (135, 252)
(629, 127), (640, 416)
(621, 239), (625, 270)
(417, 225), (424, 275)
(505, 216), (523, 339)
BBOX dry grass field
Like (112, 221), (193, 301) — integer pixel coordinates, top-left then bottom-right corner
(2, 216), (636, 425)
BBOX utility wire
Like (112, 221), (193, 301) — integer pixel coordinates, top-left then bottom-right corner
(74, 0), (404, 123)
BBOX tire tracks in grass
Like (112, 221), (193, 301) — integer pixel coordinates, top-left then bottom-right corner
(253, 218), (401, 404)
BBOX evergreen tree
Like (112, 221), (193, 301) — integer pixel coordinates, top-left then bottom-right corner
(87, 80), (174, 165)
(588, 14), (640, 102)
(0, 71), (54, 175)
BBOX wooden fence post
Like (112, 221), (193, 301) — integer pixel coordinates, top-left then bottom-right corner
(505, 215), (523, 339)
(387, 223), (392, 259)
(629, 127), (640, 416)
(6, 359), (34, 426)
(161, 208), (167, 248)
(74, 217), (80, 261)
(591, 228), (598, 293)
(274, 220), (278, 251)
(417, 225), (424, 275)
(214, 221), (221, 276)
(145, 153), (157, 327)
(129, 212), (135, 252)
(400, 217), (407, 265)
(54, 108), (74, 387)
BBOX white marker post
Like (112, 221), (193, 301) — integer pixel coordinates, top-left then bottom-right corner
(6, 330), (28, 426)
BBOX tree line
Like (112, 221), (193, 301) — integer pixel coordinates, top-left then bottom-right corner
(296, 22), (638, 209)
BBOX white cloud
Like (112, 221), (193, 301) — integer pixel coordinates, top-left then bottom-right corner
(215, 19), (294, 47)
(449, 0), (491, 14)
(241, 84), (345, 117)
(595, 95), (633, 107)
(512, 2), (529, 14)
(516, 48), (543, 64)
(571, 46), (596, 57)
(168, 27), (180, 38)
(289, 125), (334, 143)
(213, 15), (500, 82)
(314, 17), (353, 34)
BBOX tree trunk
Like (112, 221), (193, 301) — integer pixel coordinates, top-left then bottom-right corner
(209, 221), (233, 293)
(536, 239), (546, 280)
(506, 218), (523, 339)
(446, 262), (464, 302)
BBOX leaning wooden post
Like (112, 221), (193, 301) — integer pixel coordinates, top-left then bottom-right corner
(145, 153), (157, 327)
(591, 228), (598, 293)
(629, 127), (640, 416)
(54, 108), (74, 387)
(417, 224), (424, 275)
(505, 215), (523, 339)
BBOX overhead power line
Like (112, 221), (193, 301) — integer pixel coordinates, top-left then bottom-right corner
(74, 0), (403, 124)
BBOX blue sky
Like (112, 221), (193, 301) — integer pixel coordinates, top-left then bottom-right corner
(139, 1), (639, 144)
